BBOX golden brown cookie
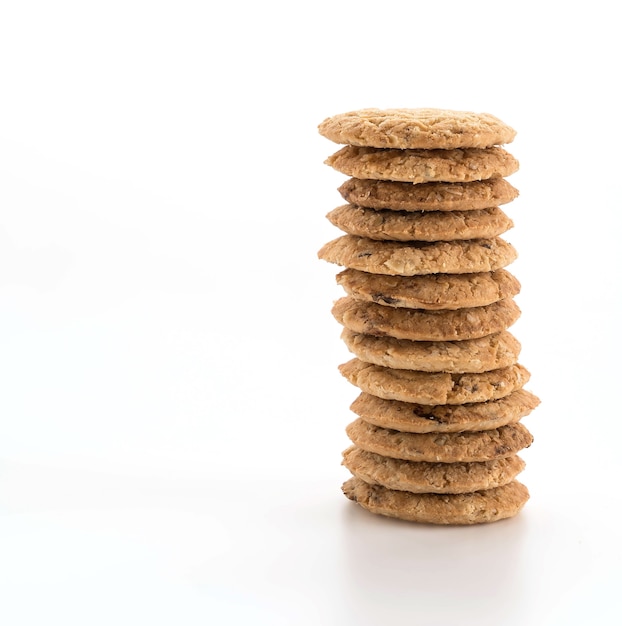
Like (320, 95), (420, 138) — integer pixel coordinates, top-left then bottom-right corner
(342, 476), (529, 525)
(332, 296), (520, 342)
(342, 446), (526, 494)
(318, 109), (516, 149)
(338, 178), (519, 212)
(318, 235), (517, 276)
(339, 358), (531, 405)
(326, 204), (513, 242)
(336, 268), (521, 311)
(346, 418), (533, 463)
(325, 146), (519, 184)
(341, 329), (521, 373)
(350, 389), (540, 433)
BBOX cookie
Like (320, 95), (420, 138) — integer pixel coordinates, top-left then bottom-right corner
(318, 109), (516, 149)
(342, 476), (529, 525)
(341, 328), (521, 373)
(325, 146), (519, 184)
(342, 446), (526, 494)
(336, 268), (521, 310)
(346, 418), (533, 463)
(339, 359), (531, 405)
(318, 235), (517, 276)
(326, 204), (513, 242)
(350, 389), (541, 433)
(332, 296), (520, 342)
(338, 178), (519, 212)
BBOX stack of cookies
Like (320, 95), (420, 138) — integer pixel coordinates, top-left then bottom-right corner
(317, 108), (539, 525)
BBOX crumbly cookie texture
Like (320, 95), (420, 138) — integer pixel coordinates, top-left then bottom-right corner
(341, 329), (521, 374)
(332, 296), (520, 342)
(336, 268), (521, 310)
(318, 108), (516, 150)
(342, 476), (529, 525)
(325, 146), (519, 184)
(339, 358), (531, 405)
(346, 418), (533, 463)
(318, 235), (517, 276)
(326, 204), (513, 242)
(350, 389), (540, 433)
(338, 178), (519, 212)
(342, 446), (526, 494)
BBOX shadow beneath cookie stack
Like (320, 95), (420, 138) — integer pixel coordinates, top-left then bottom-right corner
(317, 108), (540, 527)
(339, 502), (530, 624)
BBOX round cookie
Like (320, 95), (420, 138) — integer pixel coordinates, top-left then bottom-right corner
(338, 178), (519, 212)
(350, 389), (541, 433)
(342, 446), (526, 494)
(332, 296), (520, 342)
(318, 235), (517, 276)
(341, 329), (521, 374)
(342, 476), (529, 525)
(326, 204), (513, 242)
(318, 108), (517, 149)
(345, 418), (533, 463)
(339, 358), (531, 405)
(325, 146), (519, 184)
(336, 268), (521, 310)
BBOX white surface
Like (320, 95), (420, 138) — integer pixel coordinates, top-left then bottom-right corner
(1, 1), (621, 624)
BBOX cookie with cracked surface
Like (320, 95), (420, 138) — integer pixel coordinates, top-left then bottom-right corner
(341, 329), (521, 373)
(326, 204), (513, 242)
(325, 146), (519, 184)
(318, 109), (516, 150)
(345, 418), (533, 463)
(339, 358), (531, 405)
(342, 446), (526, 494)
(336, 268), (521, 310)
(332, 296), (520, 342)
(338, 178), (519, 212)
(342, 476), (529, 525)
(350, 389), (540, 433)
(318, 235), (517, 276)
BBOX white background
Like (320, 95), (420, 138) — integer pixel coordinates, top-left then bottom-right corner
(1, 1), (621, 624)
